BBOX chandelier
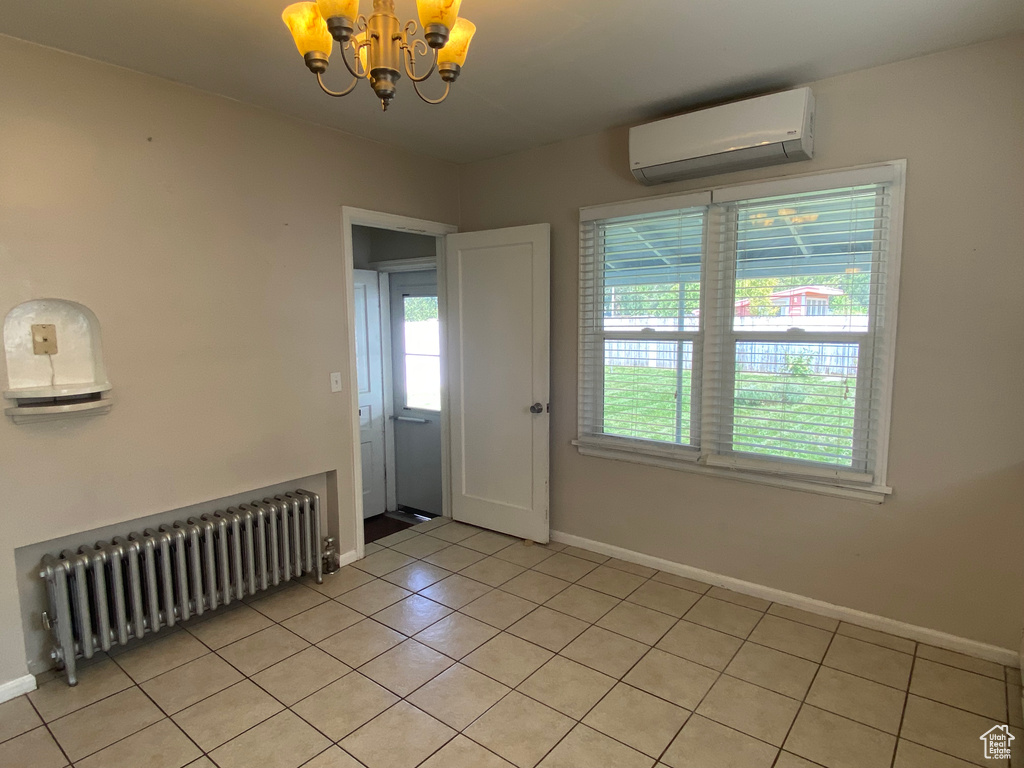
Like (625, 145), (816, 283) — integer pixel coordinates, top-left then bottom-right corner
(282, 0), (475, 111)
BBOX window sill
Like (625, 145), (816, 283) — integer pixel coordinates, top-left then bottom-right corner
(573, 440), (892, 503)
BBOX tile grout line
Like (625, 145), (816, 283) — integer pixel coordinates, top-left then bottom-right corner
(372, 563), (685, 764)
(771, 619), (841, 767)
(652, 596), (766, 767)
(895, 661), (1019, 768)
(358, 551), (918, 746)
(298, 743), (369, 768)
(403, 693), (531, 768)
(73, 588), (360, 761)
(897, 688), (1014, 724)
(24, 694), (75, 768)
(889, 649), (917, 768)
(187, 577), (372, 763)
(452, 577), (917, 765)
(56, 653), (167, 761)
(55, 678), (206, 766)
(898, 732), (1004, 767)
(374, 530), (972, 667)
(566, 636), (696, 762)
(911, 653), (1009, 683)
(131, 679), (210, 767)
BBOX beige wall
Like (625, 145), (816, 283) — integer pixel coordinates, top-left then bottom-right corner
(0, 35), (458, 685)
(459, 35), (1024, 650)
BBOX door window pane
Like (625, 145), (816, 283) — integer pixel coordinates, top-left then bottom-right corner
(404, 296), (441, 410)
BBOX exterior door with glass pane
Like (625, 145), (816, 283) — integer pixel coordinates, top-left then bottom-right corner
(389, 270), (443, 514)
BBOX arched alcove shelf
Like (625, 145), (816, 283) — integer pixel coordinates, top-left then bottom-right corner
(4, 299), (112, 424)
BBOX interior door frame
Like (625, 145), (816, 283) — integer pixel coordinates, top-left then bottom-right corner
(341, 207), (457, 559)
(377, 270), (395, 513)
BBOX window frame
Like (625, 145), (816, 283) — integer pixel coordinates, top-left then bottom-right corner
(578, 191), (711, 463)
(575, 161), (906, 503)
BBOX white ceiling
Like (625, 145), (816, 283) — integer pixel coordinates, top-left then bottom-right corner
(2, 0), (1022, 163)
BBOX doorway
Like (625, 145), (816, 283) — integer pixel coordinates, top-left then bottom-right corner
(342, 207), (551, 561)
(351, 223), (447, 544)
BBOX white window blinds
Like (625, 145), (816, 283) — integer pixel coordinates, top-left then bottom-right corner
(703, 182), (895, 483)
(577, 164), (904, 499)
(579, 205), (707, 459)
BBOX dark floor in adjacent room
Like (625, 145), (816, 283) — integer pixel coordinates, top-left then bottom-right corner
(365, 509), (433, 544)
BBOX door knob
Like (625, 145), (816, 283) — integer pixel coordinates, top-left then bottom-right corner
(530, 403), (543, 414)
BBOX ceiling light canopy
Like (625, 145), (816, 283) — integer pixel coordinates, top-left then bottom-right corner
(282, 0), (475, 111)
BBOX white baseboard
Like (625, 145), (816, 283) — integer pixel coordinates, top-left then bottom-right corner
(338, 549), (359, 568)
(551, 530), (1019, 668)
(0, 674), (36, 704)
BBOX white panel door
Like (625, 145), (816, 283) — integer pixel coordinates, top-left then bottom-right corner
(353, 270), (387, 519)
(445, 224), (550, 542)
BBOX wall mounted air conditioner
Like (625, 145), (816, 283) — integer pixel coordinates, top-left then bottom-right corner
(629, 87), (815, 185)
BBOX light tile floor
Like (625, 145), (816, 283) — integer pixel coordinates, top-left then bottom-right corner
(3, 517), (1023, 768)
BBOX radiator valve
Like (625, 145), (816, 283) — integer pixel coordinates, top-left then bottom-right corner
(322, 537), (340, 574)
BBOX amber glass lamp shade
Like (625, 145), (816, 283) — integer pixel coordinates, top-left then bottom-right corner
(437, 18), (475, 67)
(316, 0), (358, 20)
(416, 0), (462, 30)
(282, 3), (333, 56)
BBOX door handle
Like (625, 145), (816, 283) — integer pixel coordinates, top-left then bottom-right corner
(530, 403), (544, 414)
(393, 415), (430, 423)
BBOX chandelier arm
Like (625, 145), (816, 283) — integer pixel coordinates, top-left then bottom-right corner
(338, 39), (368, 79)
(317, 71), (360, 98)
(404, 19), (418, 38)
(411, 76), (451, 105)
(403, 41), (437, 83)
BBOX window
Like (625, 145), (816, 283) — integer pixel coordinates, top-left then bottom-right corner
(582, 207), (704, 447)
(577, 163), (905, 501)
(806, 297), (829, 316)
(402, 295), (441, 410)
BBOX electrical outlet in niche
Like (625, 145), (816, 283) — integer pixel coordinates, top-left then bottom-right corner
(31, 324), (57, 355)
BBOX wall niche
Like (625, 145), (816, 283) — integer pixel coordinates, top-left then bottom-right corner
(3, 299), (112, 423)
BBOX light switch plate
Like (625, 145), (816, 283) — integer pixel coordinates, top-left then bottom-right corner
(330, 372), (343, 393)
(31, 324), (57, 355)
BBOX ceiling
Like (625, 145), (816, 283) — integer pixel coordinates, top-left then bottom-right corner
(2, 0), (1022, 163)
